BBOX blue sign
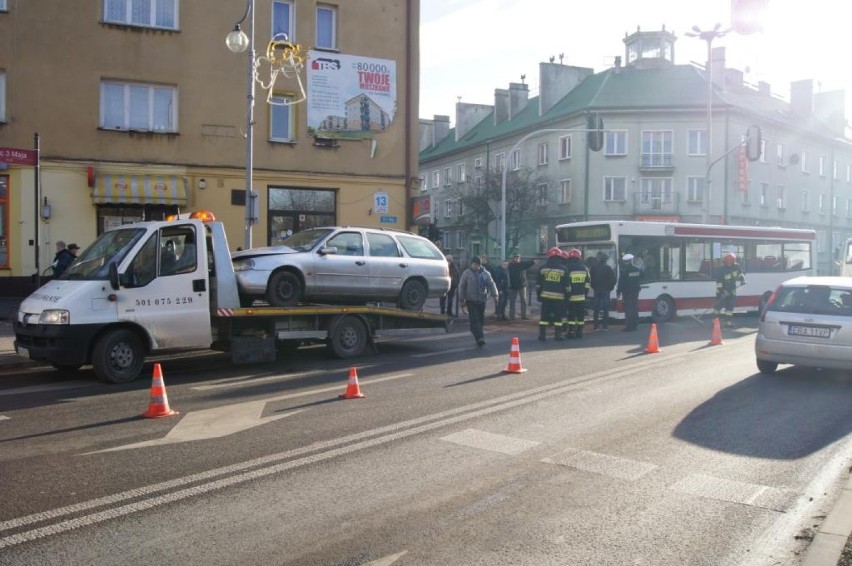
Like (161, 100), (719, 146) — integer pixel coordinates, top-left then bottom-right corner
(380, 216), (397, 223)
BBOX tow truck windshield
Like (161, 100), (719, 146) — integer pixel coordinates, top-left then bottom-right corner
(62, 228), (147, 280)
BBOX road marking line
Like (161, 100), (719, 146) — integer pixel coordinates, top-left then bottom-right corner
(412, 347), (473, 358)
(671, 473), (798, 513)
(191, 365), (385, 391)
(0, 415), (9, 421)
(441, 428), (540, 455)
(0, 382), (97, 396)
(541, 448), (658, 481)
(364, 551), (408, 565)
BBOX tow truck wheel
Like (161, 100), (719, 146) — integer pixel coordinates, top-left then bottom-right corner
(93, 329), (145, 384)
(398, 279), (427, 311)
(327, 315), (368, 359)
(267, 271), (302, 307)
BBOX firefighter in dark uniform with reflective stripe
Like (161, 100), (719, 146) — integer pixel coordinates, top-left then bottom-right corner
(563, 248), (591, 339)
(537, 247), (570, 341)
(714, 252), (745, 327)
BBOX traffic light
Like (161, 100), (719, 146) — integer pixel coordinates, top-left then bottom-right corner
(428, 224), (441, 243)
(745, 124), (762, 162)
(731, 0), (767, 35)
(587, 112), (604, 152)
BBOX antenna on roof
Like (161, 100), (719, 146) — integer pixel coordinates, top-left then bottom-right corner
(549, 56), (555, 63)
(559, 53), (564, 64)
(521, 74), (526, 84)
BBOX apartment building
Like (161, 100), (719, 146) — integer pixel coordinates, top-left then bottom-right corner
(0, 0), (420, 294)
(419, 28), (852, 275)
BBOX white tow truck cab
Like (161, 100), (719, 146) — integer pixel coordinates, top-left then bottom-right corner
(14, 212), (448, 383)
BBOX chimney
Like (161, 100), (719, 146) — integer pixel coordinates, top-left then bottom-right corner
(758, 81), (771, 96)
(455, 102), (492, 141)
(508, 82), (529, 119)
(790, 79), (813, 116)
(710, 46), (725, 88)
(815, 89), (846, 136)
(614, 56), (622, 72)
(725, 68), (743, 89)
(432, 115), (451, 146)
(418, 119), (434, 151)
(494, 88), (509, 125)
(538, 62), (594, 115)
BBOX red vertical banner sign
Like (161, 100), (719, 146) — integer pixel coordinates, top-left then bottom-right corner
(738, 145), (748, 192)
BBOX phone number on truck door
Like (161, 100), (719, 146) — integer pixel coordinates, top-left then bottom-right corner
(135, 297), (194, 307)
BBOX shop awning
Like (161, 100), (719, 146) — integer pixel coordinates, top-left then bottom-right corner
(93, 174), (187, 205)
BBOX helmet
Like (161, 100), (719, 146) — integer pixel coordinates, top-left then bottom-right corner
(567, 248), (582, 259)
(547, 246), (562, 258)
(724, 253), (736, 265)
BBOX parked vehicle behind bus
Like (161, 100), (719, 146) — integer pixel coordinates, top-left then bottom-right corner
(555, 221), (816, 322)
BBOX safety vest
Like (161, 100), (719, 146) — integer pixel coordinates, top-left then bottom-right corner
(539, 266), (569, 301)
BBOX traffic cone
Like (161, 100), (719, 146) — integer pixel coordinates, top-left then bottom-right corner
(503, 337), (528, 374)
(339, 367), (366, 399)
(709, 317), (724, 345)
(644, 323), (661, 354)
(142, 363), (178, 418)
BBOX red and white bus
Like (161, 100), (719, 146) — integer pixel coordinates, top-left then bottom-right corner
(555, 220), (816, 322)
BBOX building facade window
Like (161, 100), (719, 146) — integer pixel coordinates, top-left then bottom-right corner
(474, 157), (483, 169)
(832, 195), (838, 216)
(819, 193), (826, 215)
(758, 139), (767, 163)
(100, 81), (177, 132)
(558, 179), (572, 204)
(537, 142), (548, 165)
(801, 190), (809, 213)
(741, 179), (751, 205)
(473, 174), (482, 187)
(443, 167), (452, 185)
(604, 131), (627, 156)
(760, 182), (769, 207)
(0, 1), (6, 10)
(316, 4), (337, 49)
(0, 175), (8, 268)
(0, 70), (5, 122)
(776, 143), (785, 166)
(641, 130), (673, 167)
(104, 0), (178, 30)
(431, 170), (440, 189)
(270, 94), (295, 142)
(819, 156), (825, 177)
(268, 187), (335, 245)
(801, 151), (809, 173)
(686, 176), (704, 202)
(537, 183), (548, 206)
(603, 177), (626, 201)
(273, 0), (295, 40)
(456, 163), (465, 183)
(777, 185), (786, 209)
(559, 135), (572, 160)
(444, 199), (454, 218)
(510, 148), (521, 171)
(687, 130), (706, 155)
(495, 153), (505, 173)
(639, 178), (673, 210)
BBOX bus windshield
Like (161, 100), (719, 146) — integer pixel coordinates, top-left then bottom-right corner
(62, 228), (147, 280)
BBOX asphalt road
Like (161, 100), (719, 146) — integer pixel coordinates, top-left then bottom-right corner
(0, 317), (850, 565)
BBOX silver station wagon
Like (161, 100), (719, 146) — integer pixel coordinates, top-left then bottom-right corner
(232, 227), (450, 310)
(755, 276), (852, 373)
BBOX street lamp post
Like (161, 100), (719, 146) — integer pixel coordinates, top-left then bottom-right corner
(686, 24), (728, 224)
(226, 0), (256, 250)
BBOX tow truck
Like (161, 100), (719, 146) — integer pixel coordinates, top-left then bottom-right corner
(14, 212), (450, 383)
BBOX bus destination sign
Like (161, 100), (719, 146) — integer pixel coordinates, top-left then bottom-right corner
(557, 224), (611, 243)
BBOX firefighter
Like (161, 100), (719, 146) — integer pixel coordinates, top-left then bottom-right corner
(714, 252), (745, 327)
(563, 248), (591, 339)
(536, 247), (570, 341)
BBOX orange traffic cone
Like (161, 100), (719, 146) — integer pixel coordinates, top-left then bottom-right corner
(339, 367), (366, 399)
(644, 323), (661, 354)
(503, 337), (528, 374)
(142, 363), (178, 418)
(709, 317), (724, 345)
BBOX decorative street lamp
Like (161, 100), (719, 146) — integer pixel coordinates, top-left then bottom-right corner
(226, 0), (257, 250)
(686, 24), (729, 224)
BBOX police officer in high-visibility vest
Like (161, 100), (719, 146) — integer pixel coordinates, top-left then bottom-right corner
(563, 248), (591, 339)
(536, 247), (570, 341)
(714, 252), (746, 327)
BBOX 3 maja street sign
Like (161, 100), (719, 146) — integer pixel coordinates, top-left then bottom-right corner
(0, 146), (37, 166)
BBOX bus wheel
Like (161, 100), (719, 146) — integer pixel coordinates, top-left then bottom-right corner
(93, 329), (145, 384)
(327, 315), (369, 359)
(652, 295), (676, 323)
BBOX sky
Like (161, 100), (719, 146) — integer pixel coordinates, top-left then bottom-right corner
(420, 0), (852, 124)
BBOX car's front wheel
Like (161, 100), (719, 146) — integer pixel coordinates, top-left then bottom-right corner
(398, 279), (427, 311)
(266, 271), (303, 307)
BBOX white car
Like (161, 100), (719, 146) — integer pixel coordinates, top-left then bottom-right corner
(232, 227), (450, 310)
(755, 276), (852, 373)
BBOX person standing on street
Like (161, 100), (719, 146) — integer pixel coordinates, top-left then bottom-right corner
(493, 259), (510, 320)
(714, 252), (746, 327)
(440, 254), (460, 317)
(536, 247), (570, 341)
(617, 253), (642, 332)
(563, 248), (591, 339)
(52, 241), (79, 278)
(458, 256), (499, 346)
(590, 252), (617, 331)
(507, 253), (537, 320)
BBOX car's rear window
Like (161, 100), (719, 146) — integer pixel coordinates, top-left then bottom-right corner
(396, 235), (444, 260)
(769, 285), (852, 317)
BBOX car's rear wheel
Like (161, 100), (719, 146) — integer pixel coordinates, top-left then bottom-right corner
(756, 359), (778, 374)
(398, 279), (427, 311)
(266, 271), (302, 307)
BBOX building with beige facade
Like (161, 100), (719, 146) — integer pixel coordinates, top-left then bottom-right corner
(0, 0), (420, 295)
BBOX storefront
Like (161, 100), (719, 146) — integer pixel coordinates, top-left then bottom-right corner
(93, 173), (187, 234)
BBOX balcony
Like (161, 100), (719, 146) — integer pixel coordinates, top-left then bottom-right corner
(639, 153), (674, 171)
(633, 191), (680, 214)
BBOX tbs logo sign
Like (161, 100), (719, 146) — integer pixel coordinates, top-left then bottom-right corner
(311, 58), (341, 71)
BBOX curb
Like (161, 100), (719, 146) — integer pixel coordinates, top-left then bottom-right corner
(803, 472), (852, 566)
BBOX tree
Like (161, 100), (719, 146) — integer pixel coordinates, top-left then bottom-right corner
(442, 166), (552, 257)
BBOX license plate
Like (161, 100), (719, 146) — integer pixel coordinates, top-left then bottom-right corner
(788, 325), (831, 338)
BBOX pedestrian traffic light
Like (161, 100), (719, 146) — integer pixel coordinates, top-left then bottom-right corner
(587, 112), (604, 152)
(745, 124), (762, 162)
